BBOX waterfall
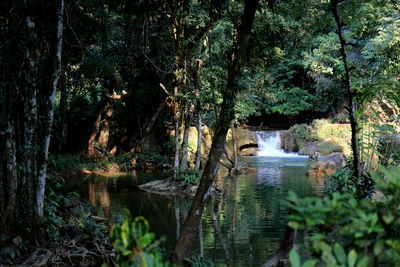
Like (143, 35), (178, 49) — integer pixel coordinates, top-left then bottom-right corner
(256, 131), (301, 157)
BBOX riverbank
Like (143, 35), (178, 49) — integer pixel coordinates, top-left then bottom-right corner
(0, 175), (116, 266)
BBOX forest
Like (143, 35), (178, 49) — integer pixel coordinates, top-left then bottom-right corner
(0, 0), (400, 266)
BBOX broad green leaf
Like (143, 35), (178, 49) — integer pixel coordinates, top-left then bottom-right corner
(289, 249), (301, 267)
(348, 250), (357, 267)
(334, 243), (346, 265)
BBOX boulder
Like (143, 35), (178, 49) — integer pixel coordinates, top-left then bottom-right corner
(226, 128), (258, 154)
(306, 152), (348, 178)
(280, 130), (296, 152)
(239, 147), (260, 156)
(299, 141), (343, 156)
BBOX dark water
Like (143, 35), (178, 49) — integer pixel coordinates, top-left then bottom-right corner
(64, 156), (323, 266)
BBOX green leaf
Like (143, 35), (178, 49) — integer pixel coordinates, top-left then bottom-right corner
(356, 257), (369, 267)
(334, 243), (346, 265)
(301, 260), (318, 267)
(289, 249), (301, 267)
(348, 250), (357, 267)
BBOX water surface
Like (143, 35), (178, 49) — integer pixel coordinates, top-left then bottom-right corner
(65, 155), (323, 266)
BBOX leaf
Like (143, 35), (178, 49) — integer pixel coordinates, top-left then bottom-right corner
(356, 257), (369, 267)
(348, 250), (357, 267)
(301, 260), (318, 267)
(334, 243), (346, 265)
(289, 249), (301, 267)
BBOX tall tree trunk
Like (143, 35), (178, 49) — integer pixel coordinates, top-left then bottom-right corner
(1, 112), (18, 234)
(22, 7), (40, 235)
(261, 225), (297, 267)
(173, 1), (259, 263)
(231, 121), (238, 170)
(192, 16), (218, 171)
(180, 107), (192, 169)
(139, 101), (165, 145)
(173, 114), (180, 180)
(195, 109), (202, 170)
(58, 75), (68, 153)
(36, 0), (64, 234)
(87, 96), (109, 157)
(331, 0), (360, 179)
(98, 102), (112, 153)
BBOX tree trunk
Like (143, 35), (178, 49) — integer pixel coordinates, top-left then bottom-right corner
(231, 122), (238, 172)
(98, 102), (112, 153)
(173, 114), (180, 180)
(195, 110), (202, 170)
(22, 7), (40, 236)
(87, 97), (109, 157)
(36, 0), (64, 229)
(331, 0), (360, 180)
(180, 107), (192, 169)
(173, 1), (259, 263)
(261, 225), (297, 267)
(1, 115), (18, 235)
(139, 101), (165, 145)
(58, 75), (68, 153)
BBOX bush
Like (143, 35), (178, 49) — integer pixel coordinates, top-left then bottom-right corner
(111, 209), (171, 266)
(178, 168), (201, 185)
(287, 165), (400, 267)
(324, 168), (355, 196)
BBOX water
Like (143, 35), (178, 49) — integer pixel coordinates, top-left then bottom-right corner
(64, 131), (323, 266)
(256, 131), (306, 158)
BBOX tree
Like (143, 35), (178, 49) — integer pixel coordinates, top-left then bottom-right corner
(173, 0), (259, 263)
(0, 0), (64, 241)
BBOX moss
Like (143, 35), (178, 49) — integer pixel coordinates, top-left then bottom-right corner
(289, 119), (352, 156)
(317, 141), (343, 155)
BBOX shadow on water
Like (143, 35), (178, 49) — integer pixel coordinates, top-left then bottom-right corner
(64, 156), (323, 266)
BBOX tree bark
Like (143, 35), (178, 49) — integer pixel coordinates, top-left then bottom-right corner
(36, 0), (64, 227)
(58, 75), (68, 153)
(173, 0), (259, 263)
(180, 107), (192, 169)
(261, 225), (297, 267)
(231, 121), (238, 172)
(195, 110), (202, 170)
(98, 102), (112, 153)
(87, 96), (109, 157)
(331, 0), (360, 180)
(173, 114), (180, 180)
(1, 114), (18, 234)
(22, 7), (39, 235)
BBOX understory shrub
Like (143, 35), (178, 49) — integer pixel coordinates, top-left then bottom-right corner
(288, 165), (400, 267)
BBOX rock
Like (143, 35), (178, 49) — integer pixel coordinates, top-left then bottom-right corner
(81, 169), (93, 175)
(306, 152), (348, 178)
(280, 130), (296, 152)
(316, 141), (343, 155)
(226, 128), (258, 155)
(298, 142), (320, 156)
(138, 179), (221, 196)
(239, 147), (260, 156)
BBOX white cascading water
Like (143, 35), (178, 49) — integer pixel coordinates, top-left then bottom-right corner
(256, 131), (301, 157)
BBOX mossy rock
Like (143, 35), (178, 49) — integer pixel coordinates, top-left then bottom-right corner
(317, 141), (343, 155)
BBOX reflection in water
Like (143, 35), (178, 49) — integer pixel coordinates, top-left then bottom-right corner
(65, 156), (322, 266)
(88, 180), (113, 227)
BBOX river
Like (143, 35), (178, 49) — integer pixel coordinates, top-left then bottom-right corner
(64, 131), (323, 266)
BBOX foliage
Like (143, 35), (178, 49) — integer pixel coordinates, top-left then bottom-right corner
(289, 124), (313, 150)
(178, 168), (201, 185)
(287, 165), (400, 266)
(44, 176), (67, 242)
(111, 209), (171, 266)
(184, 254), (215, 267)
(324, 168), (355, 196)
